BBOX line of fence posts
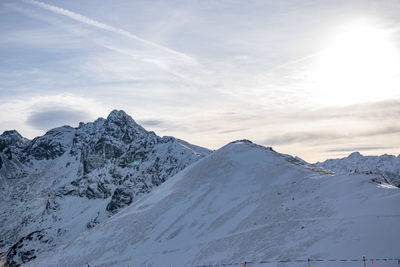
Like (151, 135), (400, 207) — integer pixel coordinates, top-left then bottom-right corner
(125, 256), (400, 267)
(241, 255), (396, 267)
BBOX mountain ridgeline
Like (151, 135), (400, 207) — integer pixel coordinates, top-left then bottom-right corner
(0, 110), (210, 266)
(0, 110), (399, 267)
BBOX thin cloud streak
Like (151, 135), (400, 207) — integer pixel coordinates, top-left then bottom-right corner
(22, 0), (194, 63)
(137, 120), (164, 127)
(4, 4), (92, 40)
(103, 45), (199, 83)
(6, 3), (201, 84)
(263, 132), (343, 146)
(326, 146), (392, 153)
(263, 127), (400, 146)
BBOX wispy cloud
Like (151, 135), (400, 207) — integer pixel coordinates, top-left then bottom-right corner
(263, 132), (344, 146)
(102, 45), (199, 83)
(4, 3), (91, 38)
(262, 124), (400, 147)
(5, 1), (203, 84)
(137, 120), (164, 127)
(252, 99), (400, 160)
(21, 0), (194, 63)
(326, 146), (392, 153)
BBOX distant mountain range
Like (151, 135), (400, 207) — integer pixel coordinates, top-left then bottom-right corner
(315, 152), (400, 187)
(0, 110), (399, 266)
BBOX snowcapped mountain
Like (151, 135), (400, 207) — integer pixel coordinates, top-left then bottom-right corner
(315, 152), (400, 187)
(0, 110), (210, 266)
(26, 141), (400, 267)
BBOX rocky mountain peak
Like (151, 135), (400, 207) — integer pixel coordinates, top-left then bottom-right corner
(0, 130), (26, 147)
(229, 139), (253, 145)
(0, 110), (212, 266)
(21, 126), (75, 161)
(44, 125), (75, 136)
(106, 110), (136, 124)
(102, 110), (148, 143)
(348, 151), (362, 158)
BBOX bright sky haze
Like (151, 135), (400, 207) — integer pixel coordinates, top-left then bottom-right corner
(1, 0), (400, 162)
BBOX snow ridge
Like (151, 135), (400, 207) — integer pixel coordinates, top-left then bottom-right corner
(25, 141), (400, 267)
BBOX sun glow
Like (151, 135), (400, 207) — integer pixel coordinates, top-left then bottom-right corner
(309, 19), (400, 106)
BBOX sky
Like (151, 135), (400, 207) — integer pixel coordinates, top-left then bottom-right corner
(1, 0), (400, 162)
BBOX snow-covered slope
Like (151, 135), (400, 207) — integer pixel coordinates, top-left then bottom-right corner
(315, 152), (400, 187)
(27, 141), (400, 267)
(0, 110), (210, 266)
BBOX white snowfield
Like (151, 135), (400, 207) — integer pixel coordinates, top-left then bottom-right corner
(27, 141), (400, 267)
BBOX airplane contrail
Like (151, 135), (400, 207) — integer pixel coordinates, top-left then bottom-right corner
(6, 2), (203, 84)
(22, 0), (194, 63)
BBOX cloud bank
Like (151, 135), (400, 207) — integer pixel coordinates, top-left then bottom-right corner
(26, 108), (91, 130)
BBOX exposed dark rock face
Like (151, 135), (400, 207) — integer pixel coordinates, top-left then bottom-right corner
(4, 148), (12, 160)
(0, 110), (210, 266)
(106, 188), (133, 213)
(6, 230), (51, 267)
(0, 140), (6, 153)
(86, 212), (100, 229)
